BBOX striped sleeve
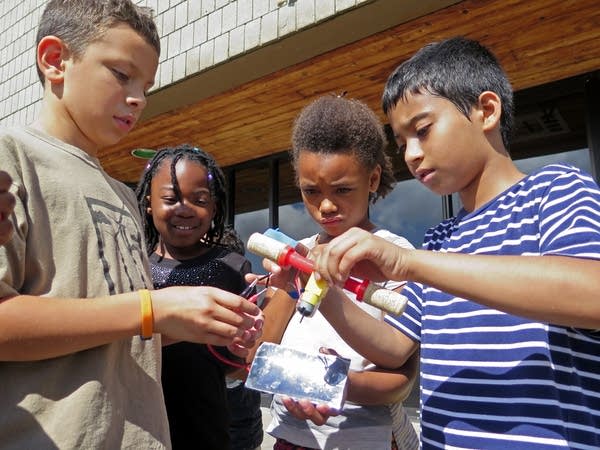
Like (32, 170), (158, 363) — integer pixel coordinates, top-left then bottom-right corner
(537, 167), (600, 258)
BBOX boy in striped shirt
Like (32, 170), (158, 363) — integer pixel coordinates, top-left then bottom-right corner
(297, 37), (600, 449)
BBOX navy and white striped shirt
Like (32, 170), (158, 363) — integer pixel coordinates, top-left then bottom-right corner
(386, 164), (600, 449)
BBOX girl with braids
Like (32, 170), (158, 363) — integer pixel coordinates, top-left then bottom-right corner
(255, 95), (419, 449)
(136, 144), (263, 450)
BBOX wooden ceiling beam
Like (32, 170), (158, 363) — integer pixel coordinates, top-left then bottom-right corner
(103, 0), (600, 184)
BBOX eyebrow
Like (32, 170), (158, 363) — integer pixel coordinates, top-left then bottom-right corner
(114, 58), (156, 88)
(393, 111), (431, 138)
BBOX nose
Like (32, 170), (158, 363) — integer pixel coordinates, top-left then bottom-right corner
(319, 197), (337, 214)
(127, 89), (147, 111)
(404, 139), (424, 166)
(174, 200), (193, 216)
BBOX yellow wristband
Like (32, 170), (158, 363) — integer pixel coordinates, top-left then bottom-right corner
(139, 289), (154, 340)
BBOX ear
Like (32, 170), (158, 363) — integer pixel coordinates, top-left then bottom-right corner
(145, 195), (152, 215)
(37, 36), (68, 85)
(477, 91), (502, 132)
(369, 164), (382, 192)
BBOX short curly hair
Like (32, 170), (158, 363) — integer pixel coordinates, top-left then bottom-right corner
(290, 95), (395, 202)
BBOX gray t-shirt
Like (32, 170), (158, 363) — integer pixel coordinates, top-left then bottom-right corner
(0, 127), (170, 449)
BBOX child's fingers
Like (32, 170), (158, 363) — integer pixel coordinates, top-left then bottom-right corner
(185, 314), (254, 345)
(211, 306), (259, 333)
(318, 347), (340, 357)
(211, 299), (265, 339)
(316, 403), (340, 418)
(312, 240), (347, 285)
(0, 171), (12, 191)
(153, 286), (262, 343)
(244, 273), (259, 285)
(232, 315), (264, 348)
(0, 222), (13, 245)
(227, 342), (251, 358)
(207, 287), (261, 316)
(0, 190), (16, 215)
(295, 241), (310, 257)
(314, 228), (384, 284)
(329, 229), (373, 280)
(281, 397), (329, 425)
(0, 191), (15, 245)
(262, 258), (282, 274)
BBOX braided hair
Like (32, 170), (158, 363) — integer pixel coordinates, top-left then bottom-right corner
(135, 144), (228, 255)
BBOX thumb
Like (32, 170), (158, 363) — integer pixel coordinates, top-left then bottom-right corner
(318, 347), (340, 357)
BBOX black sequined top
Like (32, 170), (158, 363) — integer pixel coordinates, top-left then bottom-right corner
(150, 247), (251, 450)
(150, 246), (250, 292)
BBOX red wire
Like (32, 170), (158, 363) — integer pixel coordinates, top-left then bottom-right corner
(207, 343), (250, 371)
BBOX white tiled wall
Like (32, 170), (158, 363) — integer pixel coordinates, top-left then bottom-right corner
(0, 0), (370, 127)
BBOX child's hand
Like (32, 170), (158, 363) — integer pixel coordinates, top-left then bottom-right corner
(0, 170), (15, 246)
(280, 346), (346, 425)
(244, 261), (297, 292)
(245, 239), (312, 292)
(280, 397), (340, 426)
(313, 227), (408, 286)
(151, 286), (262, 346)
(226, 310), (265, 359)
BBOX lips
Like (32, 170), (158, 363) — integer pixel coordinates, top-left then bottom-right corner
(172, 224), (197, 231)
(114, 115), (135, 132)
(320, 217), (342, 226)
(416, 168), (434, 183)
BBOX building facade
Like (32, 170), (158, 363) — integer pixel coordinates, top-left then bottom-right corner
(1, 0), (599, 254)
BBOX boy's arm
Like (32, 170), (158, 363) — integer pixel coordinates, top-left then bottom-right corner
(404, 250), (600, 329)
(0, 286), (261, 361)
(315, 228), (600, 330)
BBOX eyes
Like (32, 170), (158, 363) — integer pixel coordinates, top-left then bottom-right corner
(111, 68), (129, 83)
(301, 187), (352, 196)
(396, 124), (431, 154)
(110, 67), (151, 96)
(161, 195), (211, 207)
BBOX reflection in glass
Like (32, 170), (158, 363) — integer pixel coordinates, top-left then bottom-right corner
(246, 343), (350, 409)
(371, 178), (443, 248)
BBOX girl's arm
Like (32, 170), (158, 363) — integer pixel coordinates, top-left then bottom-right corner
(318, 285), (418, 369)
(346, 351), (418, 405)
(281, 351), (418, 426)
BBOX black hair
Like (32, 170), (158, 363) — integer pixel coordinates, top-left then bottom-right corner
(135, 144), (228, 255)
(382, 36), (514, 150)
(36, 0), (160, 84)
(290, 94), (395, 202)
(220, 226), (245, 256)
